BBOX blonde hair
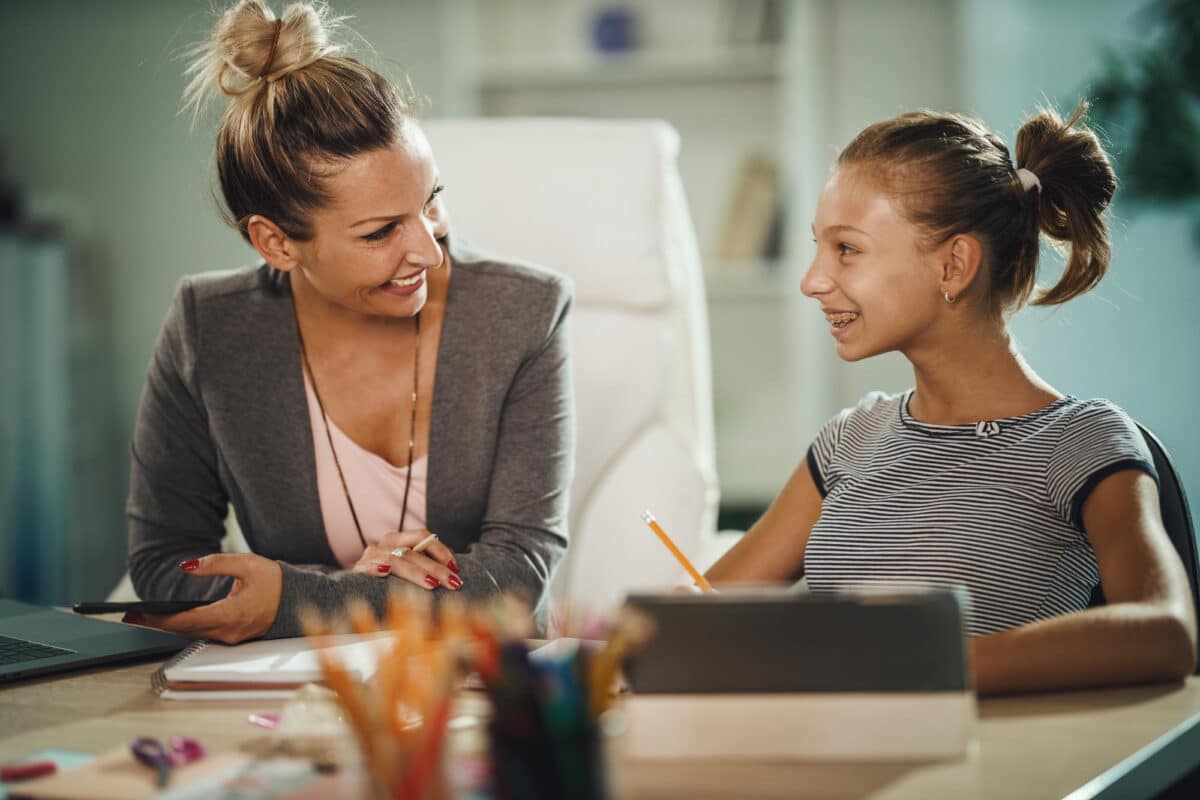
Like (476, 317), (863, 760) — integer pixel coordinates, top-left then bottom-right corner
(183, 1), (413, 242)
(838, 102), (1117, 314)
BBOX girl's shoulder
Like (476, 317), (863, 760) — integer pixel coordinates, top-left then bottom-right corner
(813, 391), (905, 450)
(1051, 396), (1149, 448)
(836, 390), (907, 430)
(852, 390), (906, 415)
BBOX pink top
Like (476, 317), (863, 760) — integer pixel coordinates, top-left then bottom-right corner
(303, 371), (428, 568)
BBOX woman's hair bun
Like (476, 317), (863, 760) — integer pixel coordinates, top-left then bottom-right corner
(183, 1), (344, 120)
(180, 1), (411, 245)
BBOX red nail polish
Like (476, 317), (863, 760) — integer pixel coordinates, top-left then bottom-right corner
(448, 574), (463, 590)
(180, 559), (200, 572)
(448, 559), (460, 574)
(377, 564), (390, 574)
(424, 575), (439, 589)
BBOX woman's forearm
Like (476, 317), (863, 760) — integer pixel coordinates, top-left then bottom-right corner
(452, 527), (566, 609)
(971, 603), (1196, 695)
(266, 529), (566, 639)
(127, 516), (231, 602)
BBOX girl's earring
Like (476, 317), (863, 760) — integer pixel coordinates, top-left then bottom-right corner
(943, 290), (956, 305)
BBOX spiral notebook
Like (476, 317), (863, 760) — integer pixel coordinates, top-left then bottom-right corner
(151, 632), (394, 701)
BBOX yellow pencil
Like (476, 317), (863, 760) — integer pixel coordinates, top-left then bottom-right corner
(641, 510), (716, 593)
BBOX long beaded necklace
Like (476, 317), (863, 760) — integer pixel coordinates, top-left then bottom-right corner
(296, 309), (420, 549)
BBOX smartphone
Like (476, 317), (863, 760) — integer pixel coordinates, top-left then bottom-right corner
(72, 600), (216, 615)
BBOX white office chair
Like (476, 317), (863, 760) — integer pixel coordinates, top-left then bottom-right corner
(111, 118), (722, 616)
(424, 117), (720, 617)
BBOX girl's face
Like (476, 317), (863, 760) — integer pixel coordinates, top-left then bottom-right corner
(290, 121), (448, 319)
(801, 166), (947, 362)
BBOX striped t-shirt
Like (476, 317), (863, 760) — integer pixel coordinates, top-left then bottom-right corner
(804, 391), (1158, 636)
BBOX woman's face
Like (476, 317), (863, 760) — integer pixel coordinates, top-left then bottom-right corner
(801, 166), (945, 362)
(291, 121), (448, 319)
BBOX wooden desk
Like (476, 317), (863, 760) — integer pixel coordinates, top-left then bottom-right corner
(2, 659), (1199, 800)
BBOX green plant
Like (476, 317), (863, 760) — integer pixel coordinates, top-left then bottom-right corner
(1088, 0), (1200, 224)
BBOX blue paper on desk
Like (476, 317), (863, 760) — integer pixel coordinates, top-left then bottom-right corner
(153, 758), (318, 799)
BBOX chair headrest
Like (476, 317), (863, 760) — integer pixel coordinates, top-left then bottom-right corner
(422, 117), (682, 310)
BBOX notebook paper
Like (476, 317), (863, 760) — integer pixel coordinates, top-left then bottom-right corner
(152, 632), (395, 699)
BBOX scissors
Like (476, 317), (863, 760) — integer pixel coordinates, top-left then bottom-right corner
(130, 736), (206, 787)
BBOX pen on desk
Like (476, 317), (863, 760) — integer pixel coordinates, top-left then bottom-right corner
(641, 510), (716, 593)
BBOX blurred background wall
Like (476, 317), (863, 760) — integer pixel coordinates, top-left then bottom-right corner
(0, 0), (1195, 603)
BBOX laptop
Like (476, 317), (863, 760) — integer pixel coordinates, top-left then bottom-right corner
(0, 598), (191, 683)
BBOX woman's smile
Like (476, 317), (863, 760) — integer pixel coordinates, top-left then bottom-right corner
(379, 270), (425, 297)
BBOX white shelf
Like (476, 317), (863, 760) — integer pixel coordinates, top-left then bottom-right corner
(479, 46), (783, 90)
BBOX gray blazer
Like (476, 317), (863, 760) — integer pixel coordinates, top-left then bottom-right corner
(127, 237), (574, 638)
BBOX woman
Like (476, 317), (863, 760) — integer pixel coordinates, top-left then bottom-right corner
(706, 104), (1197, 694)
(125, 0), (573, 642)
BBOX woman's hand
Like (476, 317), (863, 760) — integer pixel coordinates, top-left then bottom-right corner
(124, 554), (283, 644)
(351, 530), (463, 592)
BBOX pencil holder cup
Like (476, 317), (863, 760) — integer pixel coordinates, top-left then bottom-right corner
(487, 714), (609, 800)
